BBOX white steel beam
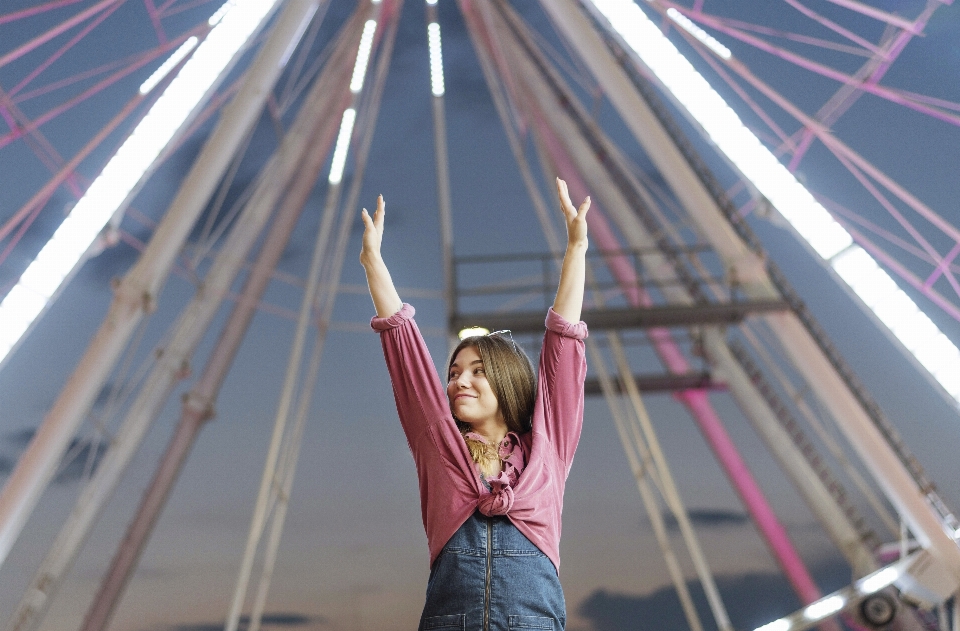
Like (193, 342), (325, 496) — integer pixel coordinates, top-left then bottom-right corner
(702, 328), (879, 576)
(587, 337), (709, 631)
(223, 3), (384, 630)
(472, 7), (748, 625)
(0, 0), (315, 572)
(0, 0), (283, 371)
(2, 3), (333, 629)
(242, 6), (399, 630)
(537, 0), (960, 581)
(425, 0), (456, 351)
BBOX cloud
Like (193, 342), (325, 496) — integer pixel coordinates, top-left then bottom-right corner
(167, 613), (324, 631)
(661, 508), (750, 531)
(578, 559), (850, 631)
(3, 429), (36, 449)
(0, 429), (109, 484)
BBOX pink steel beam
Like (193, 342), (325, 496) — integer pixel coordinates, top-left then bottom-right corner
(925, 242), (960, 290)
(0, 87), (61, 163)
(0, 0), (127, 70)
(840, 223), (960, 324)
(0, 103), (15, 132)
(0, 29), (211, 258)
(784, 0), (944, 170)
(830, 147), (960, 301)
(10, 33), (201, 102)
(660, 2), (960, 127)
(776, 0), (883, 56)
(8, 0), (125, 97)
(821, 0), (926, 32)
(539, 123), (832, 614)
(158, 0), (215, 19)
(680, 15), (872, 58)
(0, 0), (87, 26)
(691, 32), (954, 250)
(142, 0), (168, 45)
(0, 29), (201, 149)
(0, 87), (78, 194)
(470, 2), (838, 614)
(0, 27), (202, 226)
(0, 83), (151, 246)
(681, 29), (960, 321)
(820, 196), (960, 280)
(0, 201), (47, 270)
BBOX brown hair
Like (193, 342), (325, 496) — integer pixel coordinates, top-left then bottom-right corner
(448, 333), (536, 444)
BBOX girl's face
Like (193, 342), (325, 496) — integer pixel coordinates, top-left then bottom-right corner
(447, 345), (502, 427)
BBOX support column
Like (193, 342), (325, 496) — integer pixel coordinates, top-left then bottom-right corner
(72, 18), (357, 631)
(0, 0), (319, 570)
(539, 0), (960, 583)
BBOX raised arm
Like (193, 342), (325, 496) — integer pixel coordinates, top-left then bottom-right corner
(360, 194), (403, 318)
(552, 178), (590, 323)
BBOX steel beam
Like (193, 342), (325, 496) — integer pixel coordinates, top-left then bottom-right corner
(541, 0), (960, 583)
(584, 372), (723, 394)
(0, 0), (296, 572)
(453, 300), (787, 333)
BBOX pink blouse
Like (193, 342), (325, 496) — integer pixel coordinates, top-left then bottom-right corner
(371, 304), (588, 572)
(465, 431), (525, 490)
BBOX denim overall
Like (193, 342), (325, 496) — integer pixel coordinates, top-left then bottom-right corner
(418, 510), (566, 631)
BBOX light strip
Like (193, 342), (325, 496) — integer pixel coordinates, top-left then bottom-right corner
(0, 0), (282, 368)
(754, 620), (790, 631)
(751, 557), (912, 631)
(665, 7), (730, 59)
(139, 36), (199, 94)
(588, 0), (960, 404)
(803, 594), (845, 619)
(427, 22), (445, 96)
(208, 0), (234, 26)
(856, 565), (900, 594)
(328, 108), (357, 184)
(350, 19), (378, 93)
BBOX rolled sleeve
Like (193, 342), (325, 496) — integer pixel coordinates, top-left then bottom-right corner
(545, 308), (588, 340)
(371, 303), (415, 331)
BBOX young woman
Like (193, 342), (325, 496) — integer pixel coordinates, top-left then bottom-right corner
(360, 178), (590, 631)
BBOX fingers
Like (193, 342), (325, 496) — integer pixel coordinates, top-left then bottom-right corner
(577, 196), (591, 218)
(556, 177), (575, 216)
(557, 177), (590, 222)
(361, 196), (386, 232)
(374, 194), (385, 230)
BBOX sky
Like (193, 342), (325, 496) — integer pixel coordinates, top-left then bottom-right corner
(1, 1), (960, 631)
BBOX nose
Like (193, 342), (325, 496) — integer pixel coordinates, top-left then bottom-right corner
(456, 372), (471, 388)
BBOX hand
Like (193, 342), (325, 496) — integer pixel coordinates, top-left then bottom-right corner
(556, 177), (590, 247)
(360, 194), (385, 268)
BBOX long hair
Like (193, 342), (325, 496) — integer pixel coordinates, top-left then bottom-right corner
(449, 334), (536, 465)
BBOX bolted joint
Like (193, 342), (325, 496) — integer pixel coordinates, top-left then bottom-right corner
(182, 391), (216, 423)
(111, 277), (157, 313)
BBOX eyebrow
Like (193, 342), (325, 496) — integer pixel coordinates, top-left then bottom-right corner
(449, 359), (484, 370)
